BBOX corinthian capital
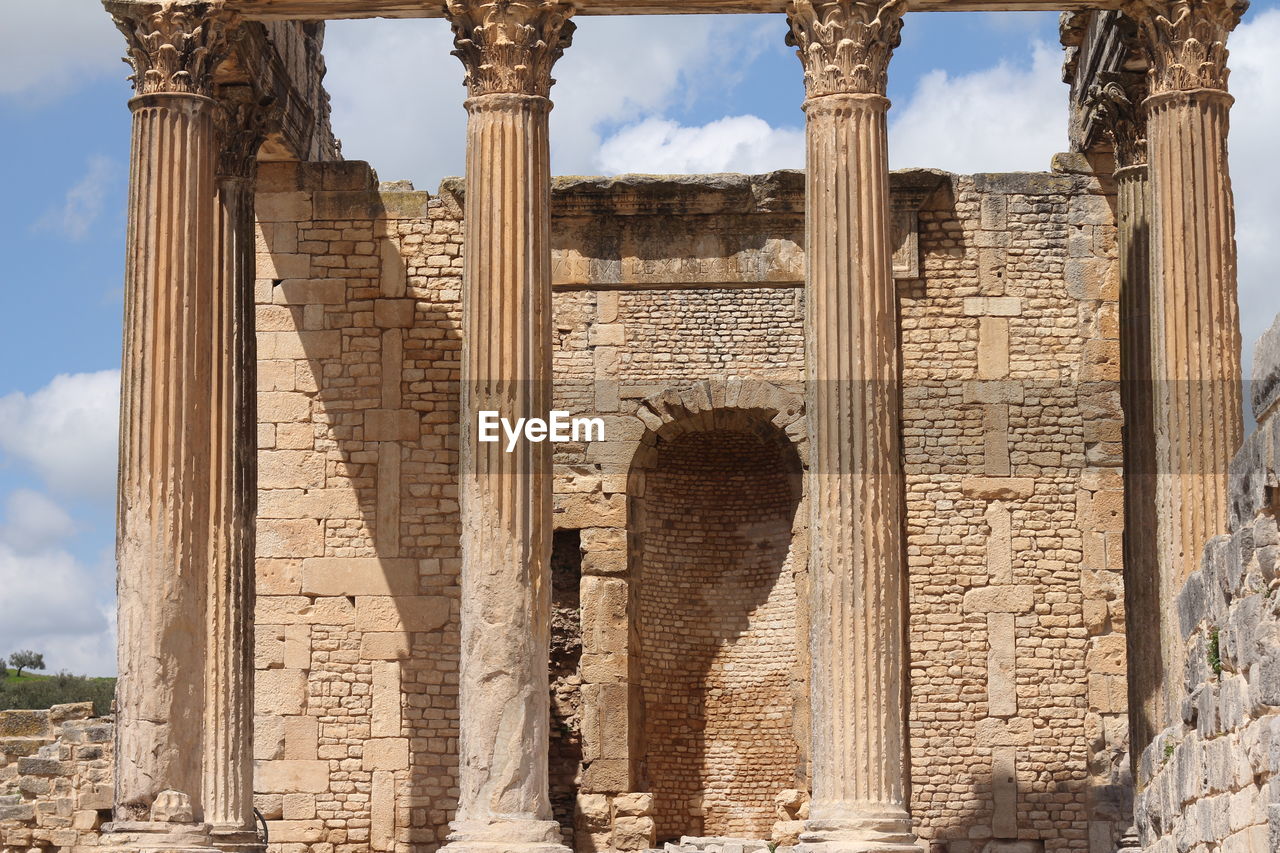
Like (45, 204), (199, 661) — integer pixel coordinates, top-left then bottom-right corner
(1088, 70), (1149, 168)
(1123, 0), (1248, 95)
(107, 1), (238, 98)
(785, 0), (907, 98)
(445, 0), (576, 99)
(216, 86), (271, 180)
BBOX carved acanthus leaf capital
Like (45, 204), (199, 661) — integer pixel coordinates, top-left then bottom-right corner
(1087, 70), (1149, 168)
(1122, 0), (1248, 95)
(108, 1), (239, 97)
(216, 86), (272, 180)
(445, 0), (576, 99)
(785, 0), (907, 98)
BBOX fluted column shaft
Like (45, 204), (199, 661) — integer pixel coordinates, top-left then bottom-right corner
(116, 86), (220, 827)
(203, 100), (261, 837)
(1115, 162), (1161, 757)
(442, 3), (574, 851)
(1147, 88), (1242, 723)
(787, 3), (920, 851)
(1124, 0), (1246, 734)
(106, 3), (246, 843)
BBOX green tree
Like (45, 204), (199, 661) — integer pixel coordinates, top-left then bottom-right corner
(9, 650), (45, 678)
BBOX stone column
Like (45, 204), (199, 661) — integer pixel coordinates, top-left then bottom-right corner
(1123, 0), (1246, 733)
(203, 87), (265, 847)
(441, 3), (575, 852)
(785, 3), (921, 851)
(1090, 68), (1160, 759)
(104, 1), (237, 847)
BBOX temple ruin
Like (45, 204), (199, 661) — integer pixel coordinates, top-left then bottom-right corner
(2, 2), (1278, 853)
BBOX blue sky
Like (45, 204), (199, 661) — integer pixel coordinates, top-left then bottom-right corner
(1, 2), (1277, 676)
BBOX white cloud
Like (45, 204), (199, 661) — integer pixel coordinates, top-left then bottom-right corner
(888, 39), (1066, 172)
(597, 115), (802, 175)
(1226, 8), (1280, 376)
(0, 2), (123, 102)
(320, 15), (777, 188)
(0, 370), (120, 502)
(36, 156), (118, 241)
(0, 490), (76, 555)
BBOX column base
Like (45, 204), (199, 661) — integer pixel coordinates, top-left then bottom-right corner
(440, 819), (571, 853)
(797, 806), (924, 853)
(209, 825), (265, 853)
(82, 821), (221, 853)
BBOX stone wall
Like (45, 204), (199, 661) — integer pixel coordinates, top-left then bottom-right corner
(0, 705), (113, 853)
(1133, 315), (1280, 853)
(250, 160), (1126, 853)
(636, 428), (803, 841)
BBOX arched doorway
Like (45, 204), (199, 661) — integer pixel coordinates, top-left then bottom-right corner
(629, 407), (806, 842)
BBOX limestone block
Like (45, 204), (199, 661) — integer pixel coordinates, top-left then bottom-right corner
(581, 759), (629, 795)
(962, 477), (1035, 501)
(371, 770), (396, 851)
(590, 324), (627, 347)
(963, 381), (1025, 405)
(613, 792), (654, 817)
(581, 684), (629, 762)
(256, 594), (356, 626)
(283, 716), (319, 761)
(253, 793), (283, 821)
(283, 624), (311, 669)
(963, 297), (1023, 317)
(258, 450), (326, 490)
(255, 759), (329, 794)
(267, 820), (326, 843)
(256, 192), (312, 222)
(360, 632), (412, 660)
(1086, 634), (1127, 675)
(555, 493), (627, 528)
(977, 317), (1010, 379)
(576, 793), (611, 830)
(988, 613), (1017, 717)
(581, 576), (628, 654)
(258, 330), (341, 361)
(354, 595), (451, 632)
(254, 716), (285, 761)
(1251, 313), (1280, 420)
(992, 747), (1018, 838)
(963, 586), (1034, 613)
(364, 410), (419, 441)
(275, 279), (346, 305)
(582, 549), (627, 576)
(257, 518), (324, 558)
(371, 661), (402, 738)
(380, 239), (407, 298)
(257, 252), (311, 280)
(255, 627), (285, 669)
(373, 298), (416, 328)
(282, 793), (316, 820)
(259, 488), (362, 520)
(362, 738), (409, 771)
(612, 815), (654, 851)
(580, 652), (629, 683)
(256, 669), (308, 716)
(301, 557), (420, 596)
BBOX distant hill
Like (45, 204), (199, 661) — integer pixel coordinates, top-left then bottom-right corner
(0, 673), (115, 716)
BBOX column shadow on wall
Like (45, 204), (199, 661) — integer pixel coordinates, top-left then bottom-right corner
(258, 160), (463, 851)
(628, 412), (805, 844)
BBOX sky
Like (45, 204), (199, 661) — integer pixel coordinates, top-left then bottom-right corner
(0, 2), (1277, 677)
